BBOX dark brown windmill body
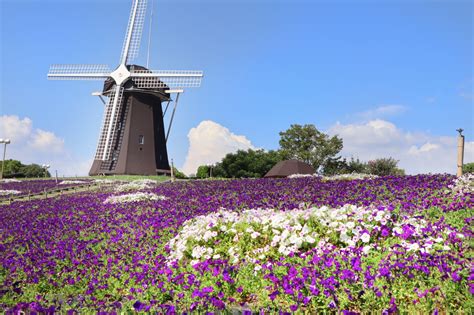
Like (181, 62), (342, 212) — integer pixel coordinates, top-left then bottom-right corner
(89, 65), (171, 175)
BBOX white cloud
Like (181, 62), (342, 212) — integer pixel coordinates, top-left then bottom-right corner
(0, 115), (90, 176)
(356, 105), (406, 121)
(182, 120), (255, 175)
(408, 142), (439, 155)
(329, 119), (474, 174)
(0, 115), (32, 142)
(29, 129), (64, 152)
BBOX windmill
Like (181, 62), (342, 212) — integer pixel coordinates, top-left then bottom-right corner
(48, 0), (203, 175)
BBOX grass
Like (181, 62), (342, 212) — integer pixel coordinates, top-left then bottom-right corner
(88, 175), (170, 182)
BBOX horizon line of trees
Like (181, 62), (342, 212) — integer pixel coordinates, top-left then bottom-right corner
(0, 159), (51, 178)
(193, 124), (406, 179)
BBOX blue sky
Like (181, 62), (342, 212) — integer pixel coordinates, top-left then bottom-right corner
(1, 0), (473, 175)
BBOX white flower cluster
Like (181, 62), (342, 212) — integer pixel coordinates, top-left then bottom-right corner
(103, 192), (166, 204)
(59, 180), (86, 185)
(167, 205), (391, 265)
(0, 179), (21, 183)
(114, 179), (158, 192)
(323, 173), (378, 181)
(287, 173), (320, 179)
(0, 189), (21, 195)
(94, 179), (115, 184)
(448, 173), (474, 195)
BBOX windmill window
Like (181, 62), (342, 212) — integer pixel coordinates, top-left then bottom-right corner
(138, 135), (144, 145)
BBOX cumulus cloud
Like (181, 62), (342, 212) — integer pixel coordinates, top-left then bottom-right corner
(29, 129), (65, 152)
(328, 119), (474, 174)
(0, 115), (32, 142)
(0, 115), (89, 176)
(356, 105), (406, 121)
(182, 120), (255, 175)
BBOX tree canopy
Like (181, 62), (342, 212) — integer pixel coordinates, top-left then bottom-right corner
(0, 159), (51, 178)
(209, 149), (282, 178)
(279, 124), (343, 171)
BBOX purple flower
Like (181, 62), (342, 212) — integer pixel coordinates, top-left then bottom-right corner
(451, 272), (461, 282)
(269, 290), (280, 301)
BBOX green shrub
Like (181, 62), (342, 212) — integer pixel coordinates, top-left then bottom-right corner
(463, 162), (474, 174)
(367, 158), (404, 176)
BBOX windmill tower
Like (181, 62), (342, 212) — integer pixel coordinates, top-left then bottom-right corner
(48, 0), (203, 175)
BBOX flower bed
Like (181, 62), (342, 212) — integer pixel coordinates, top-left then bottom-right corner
(0, 175), (472, 313)
(0, 179), (91, 199)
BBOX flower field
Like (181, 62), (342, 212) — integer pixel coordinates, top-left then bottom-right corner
(0, 175), (473, 313)
(0, 179), (92, 199)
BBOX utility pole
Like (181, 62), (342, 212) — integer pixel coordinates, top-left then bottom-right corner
(0, 139), (11, 180)
(170, 159), (175, 182)
(456, 129), (464, 177)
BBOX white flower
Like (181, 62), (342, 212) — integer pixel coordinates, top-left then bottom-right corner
(103, 192), (166, 204)
(361, 233), (370, 243)
(59, 180), (86, 185)
(340, 232), (350, 243)
(0, 189), (21, 195)
(393, 227), (403, 235)
(362, 245), (372, 254)
(251, 231), (261, 239)
(407, 243), (420, 251)
(346, 221), (355, 229)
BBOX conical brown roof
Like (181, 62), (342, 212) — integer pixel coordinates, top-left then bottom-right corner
(264, 159), (315, 178)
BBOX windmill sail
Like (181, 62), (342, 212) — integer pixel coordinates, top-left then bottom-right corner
(120, 0), (148, 65)
(130, 70), (203, 88)
(94, 86), (125, 161)
(48, 64), (111, 80)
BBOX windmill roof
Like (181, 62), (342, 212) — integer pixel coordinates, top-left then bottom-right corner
(264, 159), (315, 178)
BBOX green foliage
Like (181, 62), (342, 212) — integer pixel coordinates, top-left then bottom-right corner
(323, 157), (369, 176)
(196, 165), (210, 179)
(172, 167), (187, 179)
(22, 164), (50, 178)
(0, 159), (51, 178)
(322, 157), (349, 176)
(279, 124), (343, 170)
(347, 157), (369, 174)
(212, 149), (282, 178)
(0, 159), (23, 177)
(367, 158), (405, 176)
(463, 162), (474, 174)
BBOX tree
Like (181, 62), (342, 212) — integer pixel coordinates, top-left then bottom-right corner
(0, 159), (23, 177)
(322, 157), (349, 176)
(279, 124), (343, 170)
(463, 162), (474, 174)
(212, 149), (282, 178)
(21, 164), (51, 178)
(322, 157), (370, 175)
(367, 158), (405, 176)
(196, 165), (210, 179)
(172, 167), (187, 179)
(347, 157), (368, 174)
